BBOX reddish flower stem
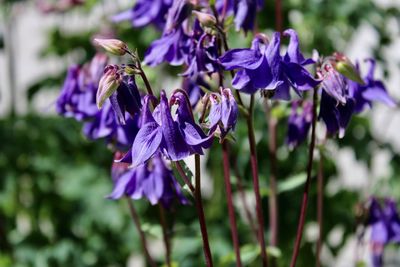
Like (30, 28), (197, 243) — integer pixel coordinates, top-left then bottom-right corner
(158, 205), (172, 267)
(194, 154), (214, 267)
(289, 87), (318, 267)
(222, 141), (243, 267)
(247, 95), (269, 267)
(316, 154), (324, 267)
(264, 101), (279, 252)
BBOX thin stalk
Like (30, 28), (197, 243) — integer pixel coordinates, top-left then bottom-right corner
(275, 0), (283, 34)
(194, 154), (214, 267)
(126, 199), (157, 267)
(222, 141), (243, 267)
(264, 101), (279, 250)
(139, 69), (154, 97)
(247, 95), (268, 267)
(316, 154), (324, 267)
(289, 87), (318, 267)
(126, 50), (154, 97)
(159, 205), (172, 267)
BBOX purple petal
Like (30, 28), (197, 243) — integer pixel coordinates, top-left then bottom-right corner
(130, 122), (163, 167)
(219, 48), (263, 70)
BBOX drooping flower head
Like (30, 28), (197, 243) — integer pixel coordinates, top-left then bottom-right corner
(108, 152), (188, 208)
(286, 100), (313, 149)
(57, 53), (108, 120)
(233, 0), (263, 33)
(318, 55), (395, 138)
(127, 91), (213, 168)
(83, 102), (139, 148)
(96, 64), (143, 125)
(181, 30), (220, 78)
(219, 29), (319, 99)
(207, 88), (238, 140)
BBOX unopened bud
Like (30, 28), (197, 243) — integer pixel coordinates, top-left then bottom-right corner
(333, 52), (365, 85)
(94, 38), (128, 56)
(192, 10), (217, 28)
(96, 65), (121, 109)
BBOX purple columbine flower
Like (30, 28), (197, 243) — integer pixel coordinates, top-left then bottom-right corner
(208, 88), (238, 139)
(111, 0), (172, 30)
(219, 30), (319, 99)
(127, 91), (212, 167)
(367, 198), (400, 267)
(83, 102), (139, 147)
(181, 31), (219, 78)
(348, 59), (396, 113)
(144, 27), (189, 66)
(108, 152), (188, 208)
(233, 0), (263, 33)
(96, 64), (143, 125)
(57, 54), (108, 120)
(143, 0), (193, 66)
(164, 0), (193, 34)
(318, 56), (395, 137)
(318, 89), (355, 138)
(286, 100), (313, 149)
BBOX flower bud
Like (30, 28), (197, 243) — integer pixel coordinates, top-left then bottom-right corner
(220, 88), (238, 131)
(192, 10), (217, 28)
(94, 38), (128, 56)
(96, 65), (121, 109)
(333, 52), (365, 85)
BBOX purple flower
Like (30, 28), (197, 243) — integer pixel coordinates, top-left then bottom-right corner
(367, 198), (400, 267)
(219, 30), (319, 99)
(57, 54), (108, 120)
(109, 75), (142, 125)
(83, 102), (139, 147)
(108, 153), (188, 208)
(348, 59), (396, 113)
(318, 57), (395, 137)
(127, 91), (212, 167)
(144, 27), (189, 67)
(319, 64), (347, 105)
(111, 0), (172, 29)
(286, 100), (313, 149)
(319, 90), (355, 138)
(164, 0), (193, 34)
(233, 0), (263, 32)
(208, 88), (238, 139)
(181, 32), (219, 78)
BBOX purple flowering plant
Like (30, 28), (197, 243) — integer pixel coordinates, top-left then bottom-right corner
(55, 0), (399, 266)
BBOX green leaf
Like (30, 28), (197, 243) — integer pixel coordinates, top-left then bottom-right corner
(278, 173), (307, 193)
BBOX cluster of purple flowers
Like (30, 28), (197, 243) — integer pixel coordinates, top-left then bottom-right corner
(56, 54), (138, 147)
(366, 198), (400, 267)
(55, 2), (398, 266)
